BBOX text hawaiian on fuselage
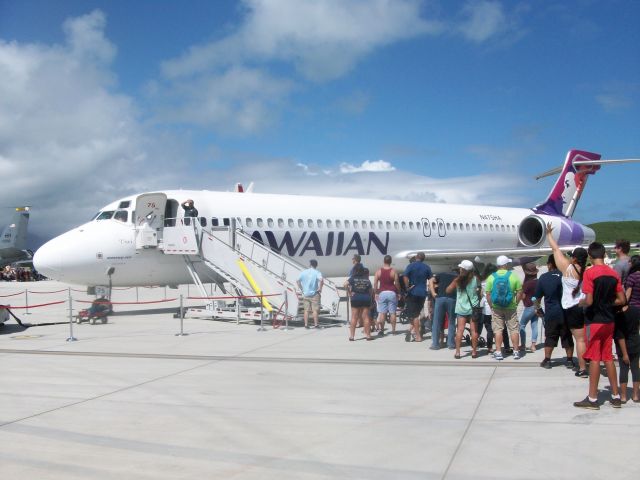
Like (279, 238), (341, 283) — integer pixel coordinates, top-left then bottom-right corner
(250, 231), (390, 257)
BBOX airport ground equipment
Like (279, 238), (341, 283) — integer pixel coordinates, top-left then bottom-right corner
(160, 219), (342, 322)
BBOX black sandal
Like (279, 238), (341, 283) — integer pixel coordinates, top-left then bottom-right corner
(454, 353), (461, 359)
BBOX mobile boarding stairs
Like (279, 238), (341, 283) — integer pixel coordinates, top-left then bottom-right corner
(159, 219), (342, 324)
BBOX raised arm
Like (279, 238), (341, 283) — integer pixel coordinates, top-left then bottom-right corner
(546, 222), (572, 274)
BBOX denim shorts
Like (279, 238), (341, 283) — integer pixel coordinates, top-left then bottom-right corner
(377, 290), (398, 314)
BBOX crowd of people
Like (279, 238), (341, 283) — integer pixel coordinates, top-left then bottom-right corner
(297, 230), (640, 410)
(1, 264), (44, 282)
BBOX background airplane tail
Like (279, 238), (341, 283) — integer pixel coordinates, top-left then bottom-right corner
(532, 150), (601, 218)
(1, 207), (30, 252)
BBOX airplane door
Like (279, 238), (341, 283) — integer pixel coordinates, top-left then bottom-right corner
(421, 218), (431, 237)
(134, 193), (167, 248)
(436, 218), (446, 237)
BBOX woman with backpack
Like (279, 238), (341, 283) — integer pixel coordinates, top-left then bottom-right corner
(446, 259), (481, 359)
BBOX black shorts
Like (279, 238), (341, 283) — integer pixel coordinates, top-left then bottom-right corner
(544, 312), (574, 349)
(351, 300), (371, 308)
(564, 305), (585, 330)
(405, 295), (426, 319)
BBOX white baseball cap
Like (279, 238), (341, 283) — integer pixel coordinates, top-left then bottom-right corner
(496, 255), (512, 267)
(458, 260), (474, 271)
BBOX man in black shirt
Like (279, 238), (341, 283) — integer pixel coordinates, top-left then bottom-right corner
(182, 199), (198, 218)
(535, 255), (574, 369)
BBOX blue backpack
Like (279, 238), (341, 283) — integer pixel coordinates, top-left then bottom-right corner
(491, 271), (513, 307)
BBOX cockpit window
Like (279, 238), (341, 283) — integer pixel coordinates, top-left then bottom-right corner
(96, 211), (115, 221)
(114, 211), (128, 223)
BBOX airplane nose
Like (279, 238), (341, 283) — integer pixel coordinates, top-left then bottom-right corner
(33, 237), (63, 279)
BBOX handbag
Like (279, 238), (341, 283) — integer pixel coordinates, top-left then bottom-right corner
(464, 286), (483, 322)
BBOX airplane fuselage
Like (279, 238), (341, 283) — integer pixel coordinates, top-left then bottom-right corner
(34, 189), (594, 287)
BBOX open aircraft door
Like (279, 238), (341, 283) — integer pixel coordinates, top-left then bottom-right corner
(134, 193), (167, 249)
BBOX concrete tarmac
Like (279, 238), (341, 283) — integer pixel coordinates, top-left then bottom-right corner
(1, 281), (639, 479)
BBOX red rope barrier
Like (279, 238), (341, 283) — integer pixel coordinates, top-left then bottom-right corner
(75, 298), (179, 305)
(0, 301), (66, 309)
(0, 291), (24, 298)
(28, 289), (68, 294)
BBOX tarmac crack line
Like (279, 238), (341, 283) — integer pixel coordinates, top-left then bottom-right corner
(442, 366), (497, 480)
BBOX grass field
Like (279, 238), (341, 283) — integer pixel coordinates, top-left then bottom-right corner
(588, 220), (640, 245)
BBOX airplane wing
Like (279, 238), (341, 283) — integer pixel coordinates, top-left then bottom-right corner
(395, 245), (580, 263)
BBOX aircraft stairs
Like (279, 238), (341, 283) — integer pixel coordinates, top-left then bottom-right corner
(160, 220), (342, 323)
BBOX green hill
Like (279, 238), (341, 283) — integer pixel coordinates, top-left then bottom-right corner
(588, 221), (640, 245)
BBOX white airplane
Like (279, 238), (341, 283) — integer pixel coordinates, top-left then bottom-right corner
(0, 207), (32, 269)
(34, 149), (637, 290)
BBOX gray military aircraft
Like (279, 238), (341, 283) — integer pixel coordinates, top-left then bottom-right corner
(0, 207), (32, 269)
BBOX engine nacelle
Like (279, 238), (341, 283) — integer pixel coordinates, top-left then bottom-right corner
(518, 214), (595, 248)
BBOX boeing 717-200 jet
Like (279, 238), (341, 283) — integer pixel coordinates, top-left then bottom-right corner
(33, 150), (637, 300)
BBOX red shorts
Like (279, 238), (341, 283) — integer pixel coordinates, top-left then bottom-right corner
(583, 323), (615, 362)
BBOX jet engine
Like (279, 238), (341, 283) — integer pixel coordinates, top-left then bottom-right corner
(517, 214), (595, 248)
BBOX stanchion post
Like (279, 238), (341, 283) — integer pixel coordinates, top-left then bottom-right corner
(24, 289), (31, 315)
(236, 295), (240, 325)
(136, 286), (139, 303)
(175, 294), (188, 336)
(282, 289), (292, 331)
(66, 287), (77, 342)
(257, 293), (267, 331)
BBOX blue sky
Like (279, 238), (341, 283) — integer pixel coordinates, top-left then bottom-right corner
(1, 0), (639, 244)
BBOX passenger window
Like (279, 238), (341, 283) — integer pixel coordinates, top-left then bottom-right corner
(335, 220), (341, 228)
(446, 222), (451, 230)
(386, 221), (392, 229)
(223, 218), (230, 226)
(267, 218), (274, 228)
(490, 224), (494, 231)
(378, 221), (383, 229)
(307, 219), (313, 228)
(409, 221), (414, 230)
(345, 220), (350, 228)
(298, 219), (304, 228)
(317, 219), (323, 228)
(452, 223), (457, 231)
(212, 218), (219, 227)
(246, 218), (253, 227)
(200, 217), (207, 227)
(432, 222), (436, 230)
(361, 220), (367, 229)
(288, 218), (294, 228)
(371, 221), (376, 229)
(257, 218), (264, 227)
(353, 221), (359, 230)
(394, 221), (399, 230)
(326, 219), (332, 228)
(401, 221), (407, 230)
(114, 211), (128, 222)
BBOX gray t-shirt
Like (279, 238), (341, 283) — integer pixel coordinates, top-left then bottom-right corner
(614, 257), (630, 285)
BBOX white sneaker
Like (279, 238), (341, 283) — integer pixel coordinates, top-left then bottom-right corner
(494, 351), (503, 361)
(513, 350), (520, 360)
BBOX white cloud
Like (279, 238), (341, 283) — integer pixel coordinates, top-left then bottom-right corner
(596, 93), (632, 112)
(162, 0), (441, 82)
(152, 0), (442, 135)
(152, 66), (294, 134)
(0, 11), (183, 239)
(339, 159), (396, 174)
(456, 1), (515, 43)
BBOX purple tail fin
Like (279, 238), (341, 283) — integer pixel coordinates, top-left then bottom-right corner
(533, 150), (601, 218)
